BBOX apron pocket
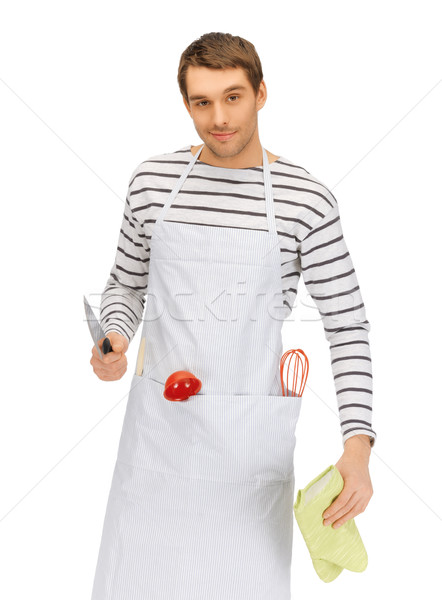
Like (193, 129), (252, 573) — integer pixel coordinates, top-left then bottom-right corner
(121, 376), (302, 486)
(185, 388), (301, 486)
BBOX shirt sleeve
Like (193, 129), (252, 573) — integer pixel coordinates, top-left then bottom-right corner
(99, 170), (150, 344)
(298, 201), (377, 448)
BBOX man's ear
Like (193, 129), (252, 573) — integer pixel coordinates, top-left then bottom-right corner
(256, 80), (267, 112)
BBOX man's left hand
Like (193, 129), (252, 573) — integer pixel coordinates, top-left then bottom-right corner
(322, 435), (373, 529)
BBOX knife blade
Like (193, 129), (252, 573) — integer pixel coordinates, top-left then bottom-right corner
(83, 295), (113, 360)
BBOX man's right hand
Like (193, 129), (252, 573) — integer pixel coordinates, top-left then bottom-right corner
(90, 331), (129, 381)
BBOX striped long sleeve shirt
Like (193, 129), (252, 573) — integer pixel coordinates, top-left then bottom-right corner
(100, 144), (377, 448)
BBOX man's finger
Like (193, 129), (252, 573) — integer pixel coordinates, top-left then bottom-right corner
(324, 499), (355, 525)
(322, 489), (356, 520)
(91, 343), (122, 363)
(329, 500), (365, 529)
(102, 350), (123, 364)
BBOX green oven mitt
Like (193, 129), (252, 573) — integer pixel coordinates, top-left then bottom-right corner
(293, 464), (368, 583)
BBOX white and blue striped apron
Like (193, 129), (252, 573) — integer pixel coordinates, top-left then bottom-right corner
(91, 144), (303, 600)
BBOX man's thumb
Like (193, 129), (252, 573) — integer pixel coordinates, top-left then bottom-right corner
(105, 331), (127, 352)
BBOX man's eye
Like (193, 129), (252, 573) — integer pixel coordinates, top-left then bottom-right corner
(197, 96), (239, 107)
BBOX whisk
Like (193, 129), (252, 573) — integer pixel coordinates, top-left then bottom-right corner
(280, 349), (309, 397)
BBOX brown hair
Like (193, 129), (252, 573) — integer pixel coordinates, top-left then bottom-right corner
(177, 32), (264, 105)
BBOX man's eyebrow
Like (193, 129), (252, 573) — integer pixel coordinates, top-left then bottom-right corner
(189, 85), (247, 102)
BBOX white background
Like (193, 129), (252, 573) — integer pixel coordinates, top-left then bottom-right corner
(1, 0), (441, 597)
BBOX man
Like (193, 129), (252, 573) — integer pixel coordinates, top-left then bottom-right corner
(89, 32), (375, 599)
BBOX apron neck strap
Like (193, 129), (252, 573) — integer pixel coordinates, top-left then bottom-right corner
(156, 144), (277, 234)
(262, 145), (277, 234)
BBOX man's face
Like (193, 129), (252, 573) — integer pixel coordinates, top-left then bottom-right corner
(183, 65), (266, 160)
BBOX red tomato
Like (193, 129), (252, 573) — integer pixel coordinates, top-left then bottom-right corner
(164, 371), (202, 401)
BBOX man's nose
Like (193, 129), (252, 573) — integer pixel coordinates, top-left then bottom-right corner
(211, 103), (231, 127)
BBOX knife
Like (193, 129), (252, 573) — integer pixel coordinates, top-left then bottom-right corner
(83, 295), (113, 360)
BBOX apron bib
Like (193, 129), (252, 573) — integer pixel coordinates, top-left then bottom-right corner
(91, 145), (303, 600)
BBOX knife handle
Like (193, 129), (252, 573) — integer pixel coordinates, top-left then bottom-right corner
(102, 337), (113, 354)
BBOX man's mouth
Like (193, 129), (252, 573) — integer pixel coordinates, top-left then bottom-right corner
(211, 132), (236, 141)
